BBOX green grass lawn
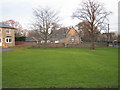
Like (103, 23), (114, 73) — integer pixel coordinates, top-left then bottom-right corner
(2, 47), (118, 88)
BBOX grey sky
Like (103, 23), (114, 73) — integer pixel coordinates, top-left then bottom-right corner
(0, 0), (119, 32)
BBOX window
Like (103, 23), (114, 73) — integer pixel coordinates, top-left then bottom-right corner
(6, 29), (11, 34)
(0, 28), (2, 33)
(71, 36), (75, 42)
(55, 40), (59, 43)
(5, 37), (12, 43)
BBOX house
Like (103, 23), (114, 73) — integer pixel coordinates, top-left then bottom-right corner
(50, 27), (69, 42)
(51, 27), (81, 44)
(60, 27), (80, 44)
(0, 23), (16, 47)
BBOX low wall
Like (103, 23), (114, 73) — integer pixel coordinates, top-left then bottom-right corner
(14, 42), (108, 48)
(15, 41), (25, 45)
(32, 42), (107, 48)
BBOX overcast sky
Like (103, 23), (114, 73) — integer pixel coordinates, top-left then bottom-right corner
(0, 0), (119, 32)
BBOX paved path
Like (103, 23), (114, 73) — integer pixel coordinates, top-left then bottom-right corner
(0, 48), (13, 52)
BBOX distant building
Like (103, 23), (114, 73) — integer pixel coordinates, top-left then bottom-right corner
(60, 27), (80, 44)
(102, 32), (115, 41)
(26, 27), (81, 45)
(51, 27), (81, 44)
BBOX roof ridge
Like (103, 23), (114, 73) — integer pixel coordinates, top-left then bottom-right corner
(0, 23), (16, 29)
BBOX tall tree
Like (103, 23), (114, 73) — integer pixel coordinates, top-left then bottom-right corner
(72, 0), (111, 49)
(32, 7), (59, 47)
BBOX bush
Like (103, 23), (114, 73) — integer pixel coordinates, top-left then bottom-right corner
(15, 36), (26, 41)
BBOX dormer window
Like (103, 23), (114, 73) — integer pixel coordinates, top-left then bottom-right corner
(6, 29), (11, 34)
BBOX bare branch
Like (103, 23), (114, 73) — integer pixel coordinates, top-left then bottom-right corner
(31, 7), (60, 46)
(73, 0), (111, 49)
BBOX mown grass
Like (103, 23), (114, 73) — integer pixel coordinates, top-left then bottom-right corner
(2, 47), (118, 88)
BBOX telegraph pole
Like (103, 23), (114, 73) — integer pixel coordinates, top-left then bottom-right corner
(107, 24), (110, 46)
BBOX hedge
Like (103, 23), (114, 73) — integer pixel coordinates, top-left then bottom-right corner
(15, 36), (26, 41)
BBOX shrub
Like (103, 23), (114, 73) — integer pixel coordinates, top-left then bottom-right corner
(15, 36), (26, 41)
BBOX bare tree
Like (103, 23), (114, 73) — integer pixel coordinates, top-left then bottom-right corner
(2, 20), (23, 36)
(32, 7), (59, 47)
(72, 0), (111, 49)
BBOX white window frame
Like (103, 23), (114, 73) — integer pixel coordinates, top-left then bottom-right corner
(71, 36), (75, 42)
(0, 28), (2, 33)
(55, 40), (59, 44)
(5, 38), (12, 43)
(6, 29), (11, 34)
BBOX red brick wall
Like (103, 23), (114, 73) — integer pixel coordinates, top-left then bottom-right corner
(15, 41), (25, 45)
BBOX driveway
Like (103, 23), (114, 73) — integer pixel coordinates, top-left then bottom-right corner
(0, 48), (13, 52)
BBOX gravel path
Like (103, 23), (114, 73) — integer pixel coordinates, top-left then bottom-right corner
(0, 48), (13, 52)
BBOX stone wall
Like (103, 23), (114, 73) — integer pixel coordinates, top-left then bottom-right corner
(14, 41), (107, 49)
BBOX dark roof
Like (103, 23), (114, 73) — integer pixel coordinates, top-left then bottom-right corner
(50, 29), (69, 41)
(26, 37), (38, 42)
(0, 23), (16, 29)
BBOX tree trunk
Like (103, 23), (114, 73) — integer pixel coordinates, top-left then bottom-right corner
(90, 33), (95, 50)
(43, 33), (48, 48)
(44, 39), (48, 48)
(91, 41), (95, 50)
(79, 36), (81, 44)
